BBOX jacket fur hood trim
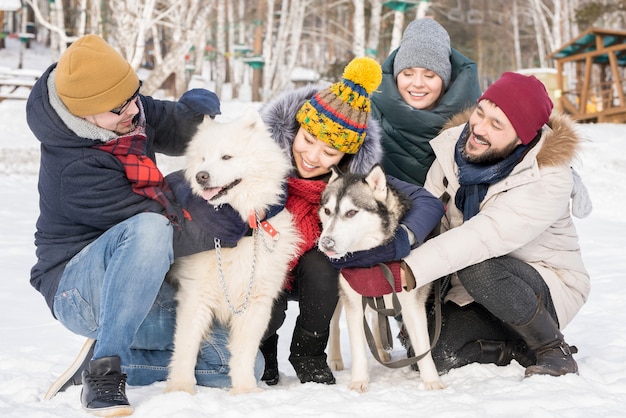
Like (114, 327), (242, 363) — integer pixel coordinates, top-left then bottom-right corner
(260, 84), (383, 175)
(441, 108), (582, 169)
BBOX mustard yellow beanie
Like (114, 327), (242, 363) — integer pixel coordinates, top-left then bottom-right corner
(55, 34), (140, 116)
(296, 57), (382, 154)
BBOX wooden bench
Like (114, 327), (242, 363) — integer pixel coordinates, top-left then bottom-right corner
(0, 67), (40, 102)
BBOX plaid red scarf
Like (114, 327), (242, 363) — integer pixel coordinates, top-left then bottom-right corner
(93, 126), (181, 225)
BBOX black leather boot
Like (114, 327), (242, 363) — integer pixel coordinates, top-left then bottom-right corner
(81, 356), (133, 416)
(288, 319), (335, 384)
(260, 333), (280, 385)
(471, 339), (536, 368)
(508, 296), (578, 377)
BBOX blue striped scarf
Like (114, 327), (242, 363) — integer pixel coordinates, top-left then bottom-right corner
(454, 124), (530, 220)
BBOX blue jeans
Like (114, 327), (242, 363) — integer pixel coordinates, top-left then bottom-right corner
(53, 212), (263, 387)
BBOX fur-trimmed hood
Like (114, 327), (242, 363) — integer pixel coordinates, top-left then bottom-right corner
(440, 108), (582, 169)
(259, 84), (383, 175)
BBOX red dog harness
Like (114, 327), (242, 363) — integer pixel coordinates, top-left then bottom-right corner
(341, 261), (403, 297)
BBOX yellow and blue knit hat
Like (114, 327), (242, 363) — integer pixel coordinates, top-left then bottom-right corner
(296, 57), (382, 154)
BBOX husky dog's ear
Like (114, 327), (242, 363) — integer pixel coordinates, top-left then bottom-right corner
(328, 165), (343, 184)
(364, 164), (387, 200)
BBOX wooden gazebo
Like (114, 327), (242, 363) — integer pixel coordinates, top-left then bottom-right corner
(548, 27), (626, 123)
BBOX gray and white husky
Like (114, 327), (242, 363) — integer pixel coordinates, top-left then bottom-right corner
(164, 108), (299, 395)
(318, 164), (445, 393)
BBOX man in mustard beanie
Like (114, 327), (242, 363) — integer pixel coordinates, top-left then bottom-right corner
(27, 34), (260, 416)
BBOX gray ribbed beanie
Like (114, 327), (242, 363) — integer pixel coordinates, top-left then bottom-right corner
(393, 18), (452, 89)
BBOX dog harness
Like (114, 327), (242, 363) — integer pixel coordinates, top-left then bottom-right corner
(341, 261), (403, 297)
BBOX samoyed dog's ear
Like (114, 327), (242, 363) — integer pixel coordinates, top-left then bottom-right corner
(240, 106), (264, 129)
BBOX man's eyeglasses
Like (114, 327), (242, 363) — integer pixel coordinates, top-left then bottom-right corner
(110, 81), (142, 115)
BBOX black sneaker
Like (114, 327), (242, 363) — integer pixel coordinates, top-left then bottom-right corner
(44, 338), (96, 400)
(81, 356), (133, 416)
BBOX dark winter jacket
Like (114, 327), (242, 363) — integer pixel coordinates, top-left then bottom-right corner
(371, 48), (481, 186)
(27, 64), (210, 315)
(259, 85), (444, 247)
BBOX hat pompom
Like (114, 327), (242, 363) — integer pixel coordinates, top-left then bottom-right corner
(342, 57), (382, 95)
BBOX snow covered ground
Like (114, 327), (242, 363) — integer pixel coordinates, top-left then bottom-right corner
(1, 38), (626, 417)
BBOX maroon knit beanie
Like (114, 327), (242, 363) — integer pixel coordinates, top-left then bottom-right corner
(479, 72), (553, 145)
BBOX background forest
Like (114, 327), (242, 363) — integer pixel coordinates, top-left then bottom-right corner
(2, 0), (625, 101)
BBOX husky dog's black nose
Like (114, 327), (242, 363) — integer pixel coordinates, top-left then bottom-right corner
(196, 171), (210, 186)
(319, 236), (335, 251)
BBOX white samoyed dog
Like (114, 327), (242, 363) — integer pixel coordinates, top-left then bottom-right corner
(165, 108), (299, 395)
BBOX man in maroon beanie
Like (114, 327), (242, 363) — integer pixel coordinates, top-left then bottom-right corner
(393, 72), (592, 377)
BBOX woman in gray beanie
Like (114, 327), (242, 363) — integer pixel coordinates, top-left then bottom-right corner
(371, 18), (481, 186)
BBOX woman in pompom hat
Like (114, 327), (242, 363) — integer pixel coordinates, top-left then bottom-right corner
(27, 34), (257, 415)
(258, 57), (444, 385)
(371, 17), (482, 186)
(389, 71), (591, 378)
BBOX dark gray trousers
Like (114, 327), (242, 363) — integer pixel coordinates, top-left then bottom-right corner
(428, 255), (557, 372)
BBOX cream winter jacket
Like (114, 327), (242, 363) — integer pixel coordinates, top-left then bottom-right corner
(404, 112), (590, 329)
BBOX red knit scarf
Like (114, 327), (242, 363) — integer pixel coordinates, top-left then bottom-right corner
(93, 127), (180, 225)
(284, 177), (327, 286)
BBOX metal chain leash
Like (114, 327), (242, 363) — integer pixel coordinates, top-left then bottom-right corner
(214, 212), (280, 315)
(215, 227), (259, 316)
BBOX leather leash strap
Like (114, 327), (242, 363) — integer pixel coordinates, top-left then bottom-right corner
(361, 263), (444, 369)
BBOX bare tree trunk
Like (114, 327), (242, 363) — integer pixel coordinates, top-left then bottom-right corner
(282, 0), (305, 92)
(151, 24), (163, 67)
(25, 0), (70, 57)
(552, 0), (562, 51)
(512, 0), (521, 70)
(262, 0), (276, 99)
(251, 0), (265, 101)
(269, 0), (296, 96)
(225, 0), (235, 97)
(142, 0), (214, 97)
(352, 0), (365, 57)
(88, 0), (101, 34)
(108, 0), (156, 70)
(530, 0), (561, 68)
(415, 0), (429, 19)
(366, 0), (382, 58)
(215, 0), (226, 98)
(389, 10), (405, 54)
